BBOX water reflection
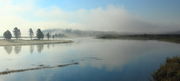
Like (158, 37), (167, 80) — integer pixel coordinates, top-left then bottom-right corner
(47, 44), (50, 49)
(36, 44), (44, 53)
(30, 45), (34, 54)
(3, 46), (13, 54)
(14, 46), (22, 54)
(0, 39), (180, 81)
(2, 44), (55, 54)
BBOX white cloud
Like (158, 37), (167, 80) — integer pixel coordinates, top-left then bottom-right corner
(0, 0), (179, 36)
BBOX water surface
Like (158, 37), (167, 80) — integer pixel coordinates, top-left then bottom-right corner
(0, 38), (180, 81)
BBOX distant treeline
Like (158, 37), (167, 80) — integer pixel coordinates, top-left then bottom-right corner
(43, 28), (117, 37)
(97, 34), (180, 43)
(152, 56), (180, 81)
(97, 34), (180, 39)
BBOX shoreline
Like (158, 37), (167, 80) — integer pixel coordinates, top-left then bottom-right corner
(0, 39), (73, 46)
(152, 56), (180, 81)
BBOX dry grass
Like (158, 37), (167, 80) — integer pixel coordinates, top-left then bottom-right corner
(152, 56), (180, 81)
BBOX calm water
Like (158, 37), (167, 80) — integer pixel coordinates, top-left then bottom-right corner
(0, 38), (180, 81)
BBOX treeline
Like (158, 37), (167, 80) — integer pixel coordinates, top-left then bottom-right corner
(97, 34), (180, 39)
(3, 27), (55, 40)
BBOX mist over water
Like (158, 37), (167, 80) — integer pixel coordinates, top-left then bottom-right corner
(0, 38), (180, 81)
(0, 0), (179, 81)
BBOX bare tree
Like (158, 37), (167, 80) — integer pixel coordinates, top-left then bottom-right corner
(46, 32), (51, 40)
(29, 28), (34, 40)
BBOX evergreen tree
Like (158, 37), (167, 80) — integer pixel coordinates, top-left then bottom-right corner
(36, 29), (44, 40)
(46, 32), (50, 40)
(13, 27), (21, 39)
(3, 30), (12, 40)
(52, 35), (55, 40)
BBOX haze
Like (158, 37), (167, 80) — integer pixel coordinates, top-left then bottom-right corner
(0, 0), (180, 35)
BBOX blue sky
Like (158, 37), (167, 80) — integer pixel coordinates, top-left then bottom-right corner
(0, 0), (180, 34)
(36, 0), (180, 21)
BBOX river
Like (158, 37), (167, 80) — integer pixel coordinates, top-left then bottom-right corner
(0, 38), (180, 81)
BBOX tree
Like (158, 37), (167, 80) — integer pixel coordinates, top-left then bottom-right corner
(52, 35), (55, 40)
(46, 32), (51, 40)
(13, 27), (21, 39)
(3, 30), (12, 40)
(36, 29), (44, 40)
(29, 28), (34, 40)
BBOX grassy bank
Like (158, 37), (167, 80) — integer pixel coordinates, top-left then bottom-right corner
(152, 57), (180, 81)
(97, 34), (180, 43)
(0, 39), (73, 46)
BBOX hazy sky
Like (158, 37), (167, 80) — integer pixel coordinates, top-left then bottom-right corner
(0, 0), (180, 35)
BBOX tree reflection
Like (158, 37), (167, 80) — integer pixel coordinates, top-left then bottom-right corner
(3, 44), (54, 54)
(37, 44), (44, 53)
(4, 46), (13, 54)
(47, 44), (50, 49)
(14, 45), (22, 54)
(30, 45), (34, 54)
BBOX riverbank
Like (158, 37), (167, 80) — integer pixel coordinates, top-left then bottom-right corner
(152, 56), (180, 81)
(0, 39), (73, 46)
